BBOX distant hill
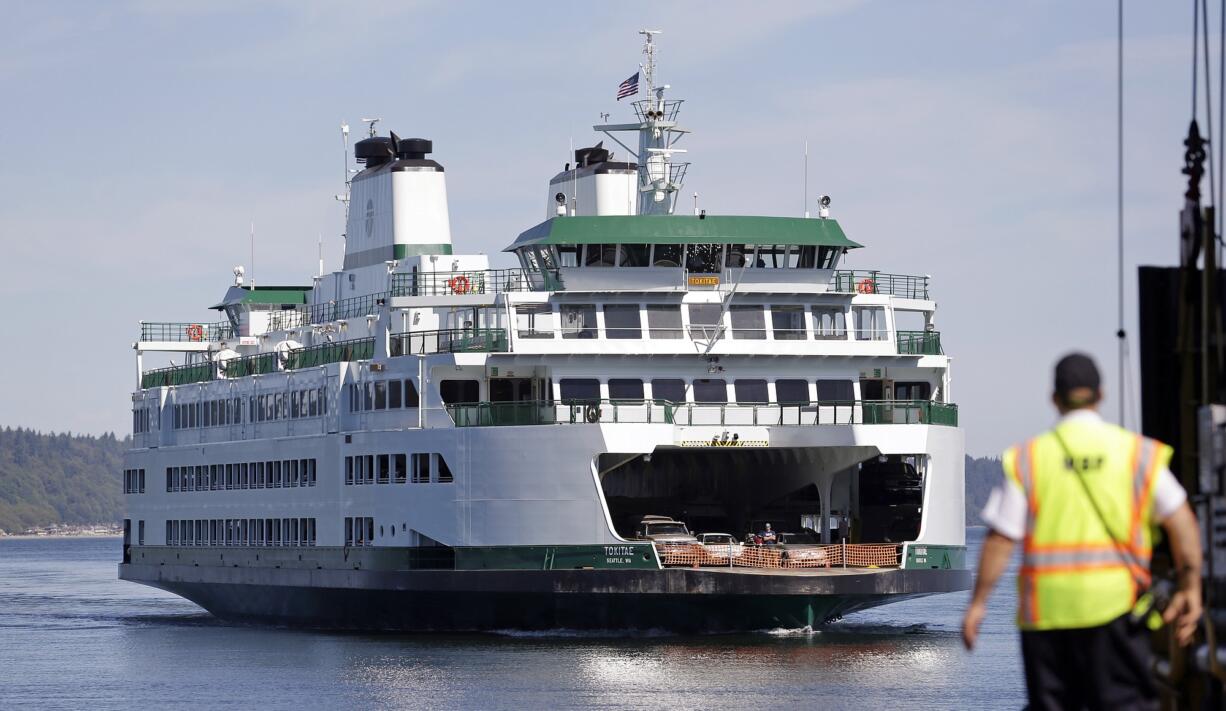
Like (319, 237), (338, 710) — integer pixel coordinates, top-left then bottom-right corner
(0, 426), (1004, 533)
(0, 428), (126, 534)
(965, 455), (1003, 527)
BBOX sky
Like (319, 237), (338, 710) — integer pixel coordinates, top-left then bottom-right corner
(0, 1), (1209, 455)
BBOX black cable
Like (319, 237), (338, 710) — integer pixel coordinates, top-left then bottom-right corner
(1118, 0), (1126, 427)
(1195, 0), (1202, 117)
(1205, 0), (1217, 223)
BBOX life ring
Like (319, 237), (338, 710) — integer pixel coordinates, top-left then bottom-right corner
(584, 404), (601, 423)
(856, 278), (875, 294)
(185, 324), (204, 342)
(449, 275), (471, 294)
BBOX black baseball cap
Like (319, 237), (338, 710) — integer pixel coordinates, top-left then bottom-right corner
(1054, 352), (1101, 397)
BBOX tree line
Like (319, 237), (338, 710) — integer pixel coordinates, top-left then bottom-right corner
(0, 427), (126, 534)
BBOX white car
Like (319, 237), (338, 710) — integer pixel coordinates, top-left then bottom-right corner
(698, 532), (744, 562)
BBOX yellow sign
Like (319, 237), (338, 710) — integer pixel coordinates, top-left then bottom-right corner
(688, 275), (720, 286)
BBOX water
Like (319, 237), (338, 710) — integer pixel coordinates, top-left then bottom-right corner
(0, 529), (1024, 709)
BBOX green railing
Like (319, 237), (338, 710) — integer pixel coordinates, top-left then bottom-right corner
(390, 269), (549, 296)
(219, 352), (280, 378)
(284, 338), (375, 369)
(141, 362), (216, 388)
(446, 399), (958, 428)
(140, 321), (237, 342)
(391, 328), (509, 355)
(896, 330), (943, 355)
(266, 293), (387, 332)
(832, 270), (930, 299)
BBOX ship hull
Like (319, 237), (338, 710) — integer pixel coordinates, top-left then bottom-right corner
(119, 561), (968, 632)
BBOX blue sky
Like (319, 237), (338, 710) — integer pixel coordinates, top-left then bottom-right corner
(0, 1), (1203, 455)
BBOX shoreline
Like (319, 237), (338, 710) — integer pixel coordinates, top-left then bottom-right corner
(0, 533), (122, 540)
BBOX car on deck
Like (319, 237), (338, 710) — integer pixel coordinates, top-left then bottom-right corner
(633, 516), (699, 544)
(697, 532), (744, 563)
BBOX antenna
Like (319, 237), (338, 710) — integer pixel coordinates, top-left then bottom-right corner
(318, 233), (324, 277)
(639, 29), (661, 96)
(361, 117), (381, 138)
(249, 221), (255, 289)
(804, 140), (810, 218)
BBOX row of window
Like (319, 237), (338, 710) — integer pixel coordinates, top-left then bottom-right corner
(347, 379), (420, 413)
(166, 517), (317, 547)
(345, 453), (453, 484)
(346, 517), (375, 546)
(164, 459), (318, 492)
(554, 377), (859, 405)
(132, 407), (154, 434)
(522, 243), (841, 271)
(515, 303), (887, 341)
(123, 469), (146, 494)
(171, 387), (329, 431)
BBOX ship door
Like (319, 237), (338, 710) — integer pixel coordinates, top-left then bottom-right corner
(859, 378), (894, 423)
(123, 519), (132, 563)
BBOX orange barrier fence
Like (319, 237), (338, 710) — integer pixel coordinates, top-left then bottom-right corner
(655, 543), (900, 570)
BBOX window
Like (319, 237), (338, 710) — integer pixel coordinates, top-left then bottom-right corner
(138, 520), (145, 545)
(584, 244), (616, 266)
(771, 306), (806, 340)
(363, 383), (373, 411)
(895, 381), (932, 401)
(646, 304), (683, 339)
(687, 304), (723, 340)
(439, 379), (479, 404)
(403, 380), (420, 408)
(388, 380), (402, 409)
(560, 304), (597, 339)
(608, 379), (644, 401)
(619, 243), (650, 267)
(374, 381), (387, 410)
(775, 379), (811, 405)
(412, 453), (431, 483)
(603, 304), (642, 339)
(812, 306), (847, 339)
(559, 378), (600, 403)
(558, 245), (580, 267)
(733, 379), (769, 404)
(437, 454), (454, 483)
(692, 379), (728, 403)
(725, 244), (750, 268)
(394, 454), (407, 483)
(729, 304), (766, 340)
(651, 244), (683, 267)
(365, 455), (374, 484)
(651, 378), (686, 403)
(853, 306), (888, 341)
(516, 304), (555, 339)
(816, 379), (855, 402)
(685, 244), (723, 273)
(378, 454), (390, 484)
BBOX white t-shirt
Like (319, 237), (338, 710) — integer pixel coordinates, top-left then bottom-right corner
(980, 410), (1187, 541)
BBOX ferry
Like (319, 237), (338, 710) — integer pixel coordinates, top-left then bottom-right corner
(119, 32), (970, 631)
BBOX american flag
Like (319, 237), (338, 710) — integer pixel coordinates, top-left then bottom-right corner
(616, 72), (639, 100)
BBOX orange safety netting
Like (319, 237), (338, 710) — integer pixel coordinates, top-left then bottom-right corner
(655, 543), (900, 570)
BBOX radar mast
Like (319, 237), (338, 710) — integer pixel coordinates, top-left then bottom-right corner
(594, 30), (690, 215)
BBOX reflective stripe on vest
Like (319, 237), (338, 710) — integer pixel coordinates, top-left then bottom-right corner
(1005, 421), (1171, 631)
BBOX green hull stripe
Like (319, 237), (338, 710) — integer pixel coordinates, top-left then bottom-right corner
(343, 243), (453, 269)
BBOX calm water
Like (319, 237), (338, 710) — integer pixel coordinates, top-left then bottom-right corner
(0, 530), (1023, 710)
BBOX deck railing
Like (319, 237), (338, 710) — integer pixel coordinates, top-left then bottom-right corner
(446, 399), (958, 428)
(832, 270), (930, 299)
(896, 330), (943, 355)
(391, 328), (509, 355)
(390, 269), (550, 296)
(140, 321), (237, 342)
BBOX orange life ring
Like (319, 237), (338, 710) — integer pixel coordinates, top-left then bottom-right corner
(186, 324), (204, 341)
(450, 275), (471, 294)
(856, 278), (875, 294)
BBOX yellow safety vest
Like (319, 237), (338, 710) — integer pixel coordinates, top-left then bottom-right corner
(1002, 417), (1172, 631)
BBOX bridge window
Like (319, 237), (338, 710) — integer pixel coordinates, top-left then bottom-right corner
(775, 379), (811, 405)
(603, 304), (642, 339)
(560, 304), (597, 339)
(651, 378), (686, 404)
(558, 245), (580, 267)
(730, 304), (766, 340)
(733, 379), (769, 404)
(608, 379), (644, 401)
(693, 378), (728, 403)
(584, 244), (617, 266)
(725, 244), (750, 268)
(647, 304), (683, 339)
(771, 305), (807, 340)
(852, 306), (888, 341)
(652, 244), (683, 267)
(685, 244), (723, 273)
(619, 244), (650, 267)
(687, 304), (723, 340)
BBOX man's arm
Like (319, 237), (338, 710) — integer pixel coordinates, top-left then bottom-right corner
(962, 530), (1016, 651)
(1159, 503), (1203, 646)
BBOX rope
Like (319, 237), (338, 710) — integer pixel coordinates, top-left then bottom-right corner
(1118, 0), (1127, 427)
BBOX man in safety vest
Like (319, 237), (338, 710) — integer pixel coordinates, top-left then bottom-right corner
(962, 353), (1203, 709)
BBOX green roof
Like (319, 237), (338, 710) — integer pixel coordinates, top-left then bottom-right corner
(210, 285), (312, 310)
(504, 215), (861, 252)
